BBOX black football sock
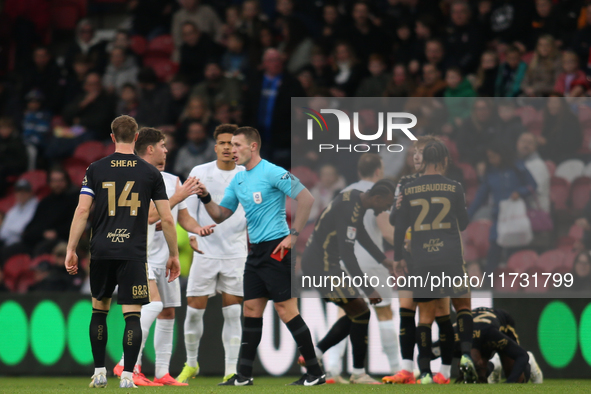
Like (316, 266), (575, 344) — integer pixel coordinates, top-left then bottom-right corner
(349, 310), (371, 370)
(286, 315), (323, 376)
(238, 317), (262, 378)
(399, 308), (416, 363)
(456, 309), (473, 356)
(317, 315), (352, 353)
(122, 311), (142, 373)
(436, 315), (454, 366)
(90, 308), (108, 368)
(416, 323), (432, 375)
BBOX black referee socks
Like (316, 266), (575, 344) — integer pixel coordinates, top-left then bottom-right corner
(238, 317), (263, 378)
(123, 312), (142, 373)
(286, 315), (323, 376)
(456, 309), (474, 356)
(90, 308), (108, 368)
(399, 308), (417, 362)
(416, 323), (432, 375)
(436, 314), (454, 366)
(317, 315), (352, 353)
(349, 310), (371, 370)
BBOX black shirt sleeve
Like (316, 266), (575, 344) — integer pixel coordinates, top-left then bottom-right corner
(394, 187), (411, 260)
(487, 329), (529, 383)
(151, 168), (168, 201)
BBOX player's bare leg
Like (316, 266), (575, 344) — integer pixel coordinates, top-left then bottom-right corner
(89, 298), (111, 388)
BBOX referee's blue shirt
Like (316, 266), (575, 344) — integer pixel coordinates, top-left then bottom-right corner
(220, 159), (305, 244)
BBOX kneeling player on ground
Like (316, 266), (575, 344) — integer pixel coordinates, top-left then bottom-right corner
(300, 180), (396, 384)
(393, 140), (476, 384)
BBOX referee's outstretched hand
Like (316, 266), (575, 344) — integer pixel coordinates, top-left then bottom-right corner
(166, 255), (181, 282)
(65, 250), (78, 275)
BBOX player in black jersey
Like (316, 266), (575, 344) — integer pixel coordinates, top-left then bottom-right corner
(383, 135), (455, 385)
(64, 115), (180, 389)
(300, 180), (396, 384)
(393, 140), (476, 384)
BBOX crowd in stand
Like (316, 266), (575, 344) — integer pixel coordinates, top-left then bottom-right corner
(1, 0), (591, 293)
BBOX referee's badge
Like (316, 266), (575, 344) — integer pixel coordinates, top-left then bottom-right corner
(253, 191), (263, 204)
(347, 226), (357, 240)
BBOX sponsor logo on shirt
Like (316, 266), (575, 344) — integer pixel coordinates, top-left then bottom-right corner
(423, 238), (444, 252)
(347, 226), (357, 240)
(107, 228), (131, 242)
(253, 192), (263, 204)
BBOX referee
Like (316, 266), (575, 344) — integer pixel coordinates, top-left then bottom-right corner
(65, 115), (181, 389)
(195, 126), (325, 386)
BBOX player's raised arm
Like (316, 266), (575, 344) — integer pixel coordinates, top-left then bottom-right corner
(147, 177), (199, 224)
(177, 208), (216, 236)
(154, 199), (180, 282)
(65, 194), (94, 275)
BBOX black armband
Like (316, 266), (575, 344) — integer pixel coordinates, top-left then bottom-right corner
(199, 193), (212, 204)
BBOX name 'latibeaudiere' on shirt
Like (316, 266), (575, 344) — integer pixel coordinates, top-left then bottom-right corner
(405, 183), (457, 195)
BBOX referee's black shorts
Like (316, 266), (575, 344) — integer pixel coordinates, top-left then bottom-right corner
(243, 238), (294, 303)
(90, 259), (150, 305)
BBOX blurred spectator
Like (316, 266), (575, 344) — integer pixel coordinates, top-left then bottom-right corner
(521, 35), (561, 97)
(64, 19), (108, 74)
(569, 250), (591, 292)
(445, 0), (483, 74)
(191, 62), (241, 111)
(476, 0), (493, 43)
(529, 0), (566, 49)
(128, 0), (175, 39)
(553, 51), (587, 97)
(473, 50), (499, 97)
(0, 118), (28, 195)
(495, 99), (524, 154)
(408, 15), (438, 75)
(29, 242), (82, 292)
(221, 5), (241, 44)
(64, 54), (92, 106)
(20, 47), (64, 114)
(162, 128), (179, 174)
(136, 67), (170, 128)
(329, 42), (366, 97)
(468, 144), (537, 273)
(22, 168), (78, 254)
(178, 97), (216, 141)
(174, 121), (216, 178)
(424, 39), (447, 73)
(238, 0), (268, 41)
(411, 63), (446, 97)
(538, 95), (582, 164)
(102, 47), (139, 94)
(495, 45), (527, 97)
(165, 76), (190, 124)
(178, 22), (222, 85)
(356, 54), (389, 97)
(247, 26), (276, 71)
(301, 47), (334, 89)
(488, 0), (531, 52)
(443, 67), (476, 123)
(116, 83), (139, 118)
(213, 102), (233, 125)
(317, 3), (344, 54)
(384, 64), (415, 98)
(243, 48), (305, 167)
(106, 29), (142, 66)
(308, 164), (346, 222)
(343, 2), (389, 65)
(0, 179), (37, 248)
(571, 3), (591, 76)
(391, 22), (414, 66)
(296, 69), (315, 97)
(221, 33), (249, 79)
(172, 0), (223, 60)
(22, 89), (51, 150)
(456, 98), (497, 168)
(278, 18), (314, 75)
(62, 72), (116, 141)
(517, 131), (551, 213)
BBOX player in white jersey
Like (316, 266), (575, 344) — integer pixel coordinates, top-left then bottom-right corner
(176, 124), (248, 383)
(325, 154), (400, 382)
(113, 127), (214, 386)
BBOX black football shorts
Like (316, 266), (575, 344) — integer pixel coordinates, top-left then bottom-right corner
(90, 259), (150, 305)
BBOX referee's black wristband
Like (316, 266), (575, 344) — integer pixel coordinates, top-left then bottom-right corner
(199, 193), (212, 204)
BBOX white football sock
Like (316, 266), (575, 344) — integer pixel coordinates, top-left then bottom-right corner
(184, 306), (205, 368)
(136, 301), (163, 366)
(378, 319), (401, 373)
(94, 367), (107, 376)
(401, 359), (414, 372)
(155, 318), (175, 379)
(439, 364), (451, 379)
(326, 337), (347, 376)
(121, 371), (133, 381)
(222, 304), (242, 377)
(351, 367), (365, 375)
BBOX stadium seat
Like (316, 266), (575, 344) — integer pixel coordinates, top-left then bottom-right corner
(0, 193), (16, 214)
(73, 141), (106, 165)
(130, 35), (148, 56)
(537, 249), (566, 273)
(523, 267), (549, 293)
(19, 170), (47, 195)
(557, 235), (576, 250)
(463, 244), (480, 262)
(103, 143), (115, 156)
(456, 162), (478, 186)
(570, 176), (591, 211)
(555, 159), (585, 183)
(545, 160), (556, 177)
(143, 57), (179, 82)
(568, 223), (584, 241)
(550, 177), (570, 211)
(563, 250), (577, 270)
(440, 136), (460, 164)
(506, 249), (538, 274)
(463, 220), (491, 259)
(50, 0), (87, 31)
(66, 163), (88, 186)
(146, 35), (174, 58)
(290, 166), (319, 189)
(3, 254), (32, 291)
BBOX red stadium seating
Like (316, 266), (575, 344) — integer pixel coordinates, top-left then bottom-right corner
(550, 177), (570, 211)
(143, 57), (179, 82)
(571, 176), (591, 211)
(563, 250), (577, 270)
(557, 235), (576, 250)
(290, 166), (319, 189)
(3, 254), (32, 292)
(73, 141), (106, 165)
(103, 143), (115, 156)
(0, 193), (16, 214)
(537, 249), (566, 273)
(506, 249), (538, 274)
(456, 162), (478, 186)
(463, 219), (491, 259)
(440, 136), (460, 164)
(130, 35), (148, 56)
(146, 35), (174, 58)
(19, 170), (47, 195)
(463, 244), (480, 262)
(568, 223), (584, 241)
(50, 0), (87, 31)
(66, 163), (88, 186)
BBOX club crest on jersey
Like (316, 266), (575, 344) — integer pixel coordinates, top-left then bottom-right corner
(347, 226), (357, 240)
(253, 192), (263, 204)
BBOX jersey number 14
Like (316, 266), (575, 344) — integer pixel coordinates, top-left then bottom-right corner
(102, 181), (141, 216)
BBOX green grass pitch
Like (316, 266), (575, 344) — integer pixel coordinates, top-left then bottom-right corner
(0, 377), (590, 394)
